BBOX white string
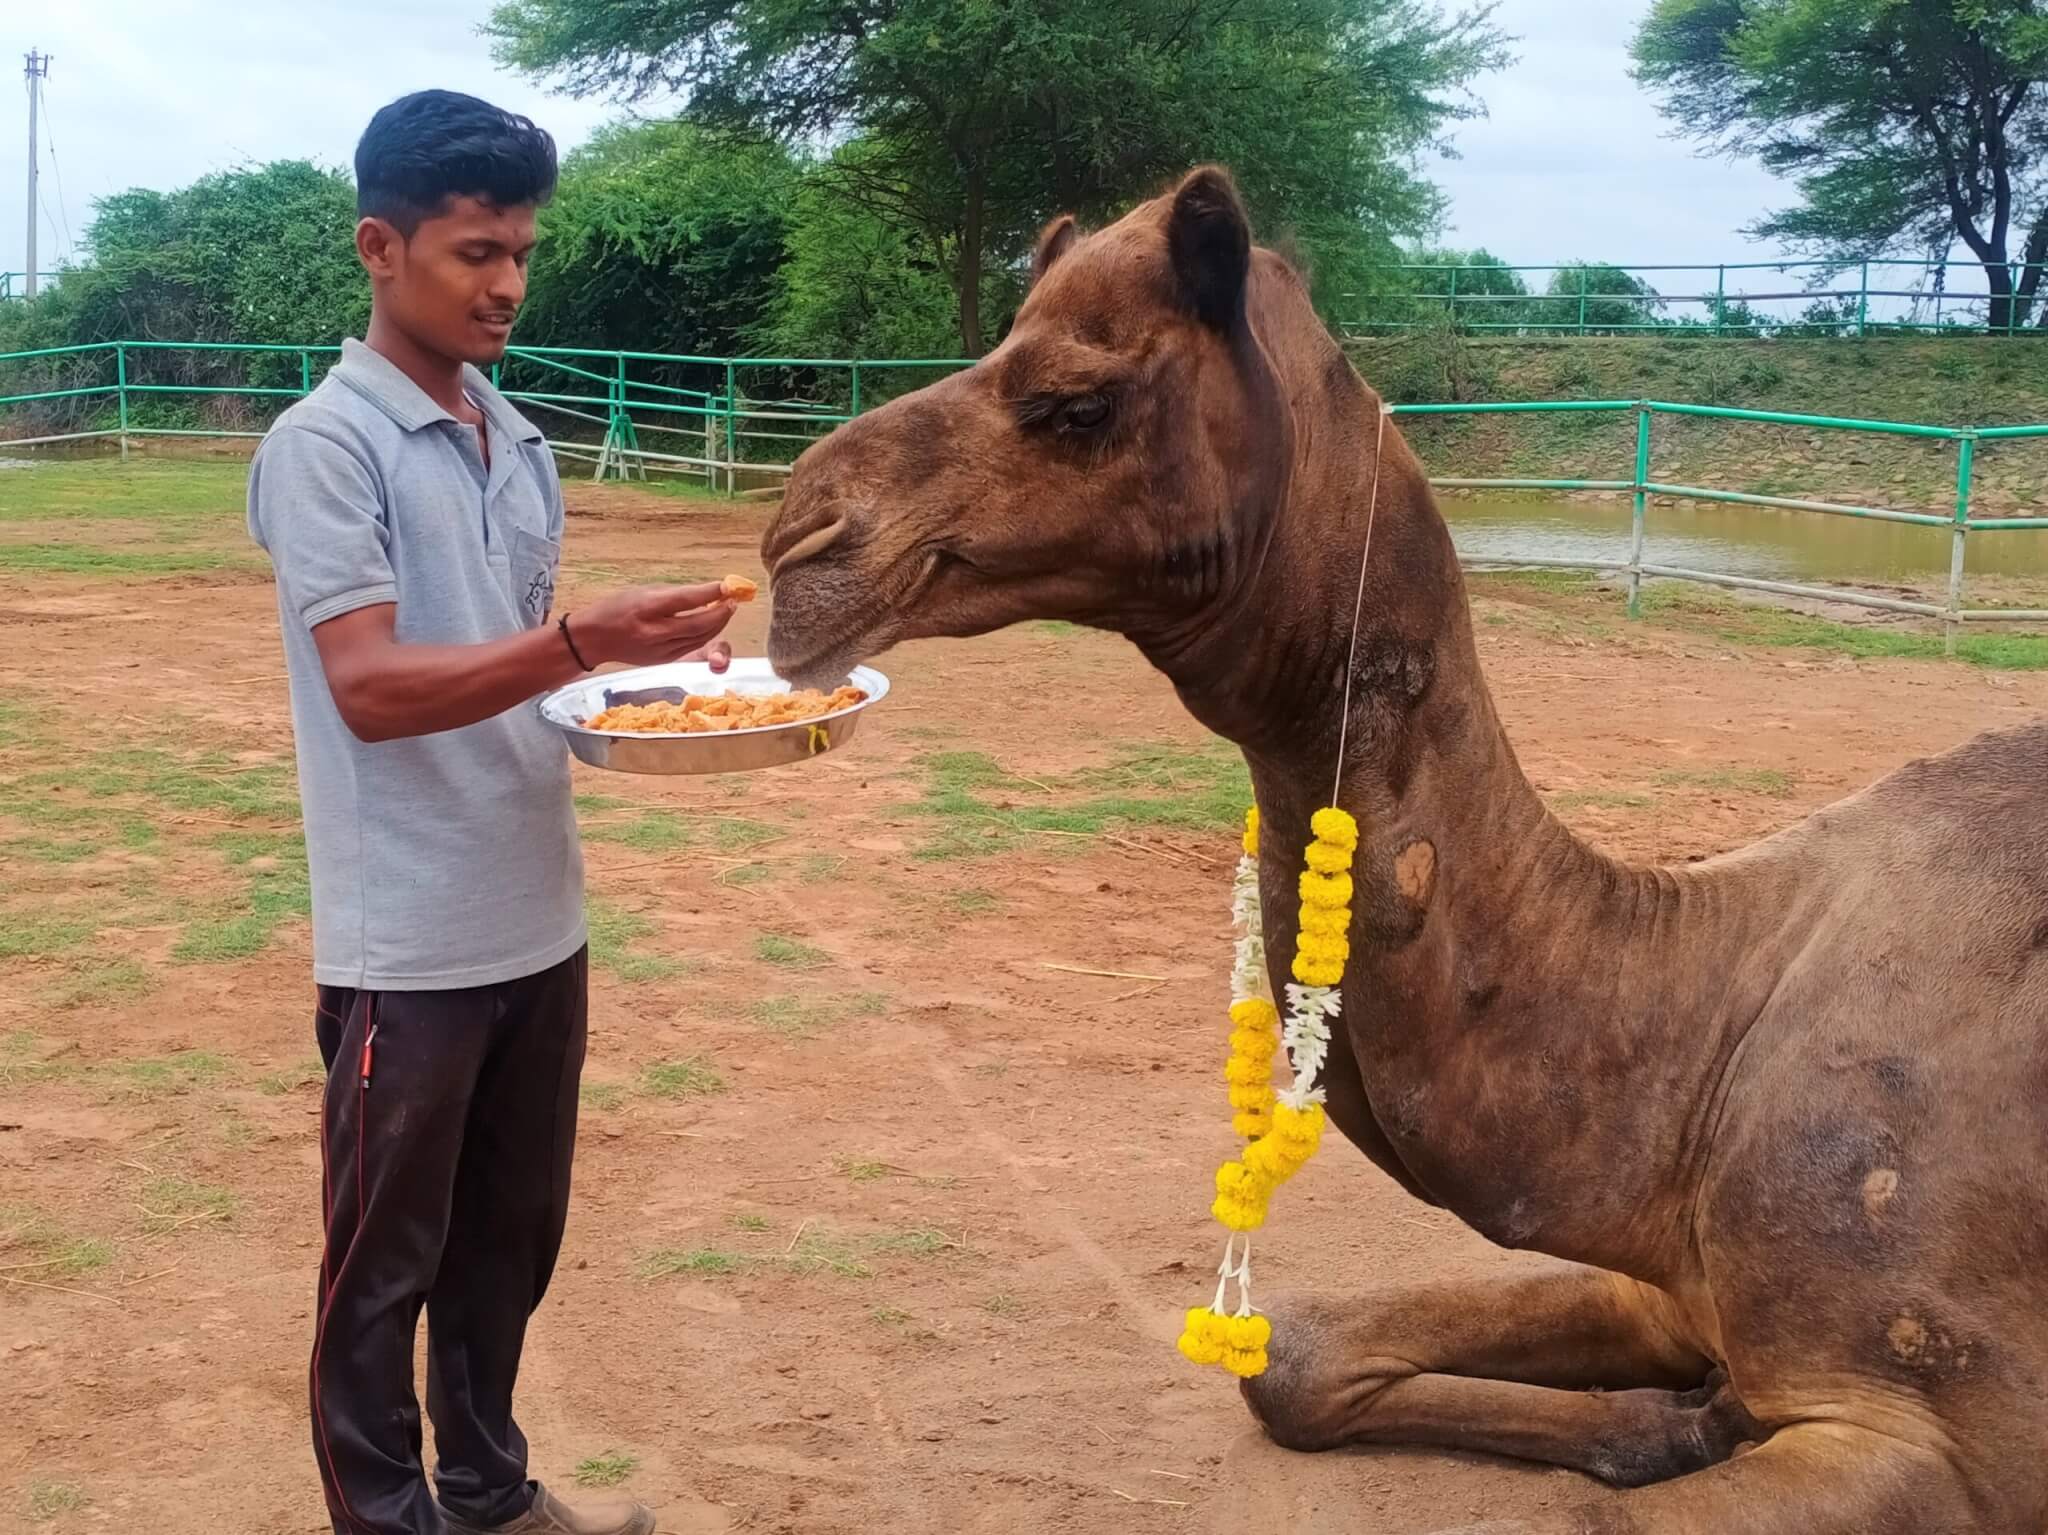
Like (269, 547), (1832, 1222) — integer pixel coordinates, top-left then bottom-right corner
(1330, 403), (1394, 807)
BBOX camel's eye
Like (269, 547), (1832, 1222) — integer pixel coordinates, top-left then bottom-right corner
(1061, 394), (1111, 432)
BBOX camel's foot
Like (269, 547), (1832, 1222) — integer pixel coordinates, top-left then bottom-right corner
(1239, 1268), (1743, 1487)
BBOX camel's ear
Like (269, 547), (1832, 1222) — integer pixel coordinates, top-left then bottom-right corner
(1031, 215), (1079, 285)
(1167, 166), (1251, 331)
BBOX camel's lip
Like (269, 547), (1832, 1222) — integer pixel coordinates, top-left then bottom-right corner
(767, 543), (945, 687)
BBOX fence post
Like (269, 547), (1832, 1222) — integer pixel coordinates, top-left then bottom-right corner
(1857, 263), (1869, 339)
(1578, 267), (1588, 336)
(1628, 404), (1651, 620)
(116, 342), (130, 462)
(1714, 267), (1725, 335)
(1946, 432), (1974, 655)
(849, 362), (862, 418)
(1448, 264), (1459, 332)
(300, 350), (313, 397)
(724, 361), (738, 494)
(704, 405), (719, 492)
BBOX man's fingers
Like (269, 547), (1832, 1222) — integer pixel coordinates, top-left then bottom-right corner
(637, 581), (728, 616)
(655, 600), (736, 646)
(682, 640), (734, 673)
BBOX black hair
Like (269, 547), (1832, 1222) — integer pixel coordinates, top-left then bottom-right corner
(355, 90), (558, 235)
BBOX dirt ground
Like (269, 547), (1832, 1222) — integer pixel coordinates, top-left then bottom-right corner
(4, 467), (2047, 1535)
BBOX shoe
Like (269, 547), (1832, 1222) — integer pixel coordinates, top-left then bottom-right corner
(441, 1481), (655, 1535)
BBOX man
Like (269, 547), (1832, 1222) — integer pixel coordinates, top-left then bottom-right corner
(249, 91), (733, 1535)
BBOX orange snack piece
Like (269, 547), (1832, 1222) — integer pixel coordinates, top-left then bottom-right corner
(720, 575), (759, 602)
(586, 686), (865, 735)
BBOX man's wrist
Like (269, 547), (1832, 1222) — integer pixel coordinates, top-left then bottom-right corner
(556, 613), (595, 672)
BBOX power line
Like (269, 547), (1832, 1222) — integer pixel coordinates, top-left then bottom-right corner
(36, 73), (74, 262)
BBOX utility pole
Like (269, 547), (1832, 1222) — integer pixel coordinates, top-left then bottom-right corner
(24, 50), (49, 299)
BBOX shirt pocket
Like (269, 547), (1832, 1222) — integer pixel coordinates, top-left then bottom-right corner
(510, 526), (562, 628)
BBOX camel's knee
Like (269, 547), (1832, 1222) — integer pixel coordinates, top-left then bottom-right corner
(1238, 1304), (1408, 1452)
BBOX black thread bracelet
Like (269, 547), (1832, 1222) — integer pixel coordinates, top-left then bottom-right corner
(557, 613), (593, 672)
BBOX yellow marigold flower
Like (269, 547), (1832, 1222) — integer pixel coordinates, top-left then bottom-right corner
(1229, 1026), (1278, 1062)
(1178, 1309), (1227, 1366)
(1310, 807), (1360, 849)
(1228, 1082), (1277, 1111)
(1299, 870), (1354, 911)
(1214, 1160), (1267, 1200)
(1226, 1314), (1272, 1351)
(1222, 1345), (1270, 1378)
(1224, 1054), (1272, 1087)
(1299, 905), (1349, 938)
(1297, 932), (1349, 966)
(1229, 997), (1279, 1030)
(1243, 807), (1260, 858)
(1271, 1102), (1327, 1153)
(1232, 1109), (1273, 1138)
(1304, 840), (1352, 875)
(1241, 1137), (1291, 1185)
(1292, 955), (1345, 988)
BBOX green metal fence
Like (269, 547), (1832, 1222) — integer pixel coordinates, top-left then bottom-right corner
(1350, 259), (2048, 337)
(3, 339), (2045, 642)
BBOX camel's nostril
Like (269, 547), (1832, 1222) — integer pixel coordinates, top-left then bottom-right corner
(765, 508), (853, 578)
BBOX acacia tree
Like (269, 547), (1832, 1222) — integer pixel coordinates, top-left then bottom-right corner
(1633, 0), (2048, 332)
(488, 0), (1509, 354)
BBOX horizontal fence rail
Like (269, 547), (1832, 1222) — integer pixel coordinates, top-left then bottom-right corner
(3, 340), (2045, 642)
(1348, 258), (2048, 338)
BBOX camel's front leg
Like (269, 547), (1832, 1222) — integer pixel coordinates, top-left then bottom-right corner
(1243, 1263), (1759, 1488)
(1430, 1420), (1981, 1535)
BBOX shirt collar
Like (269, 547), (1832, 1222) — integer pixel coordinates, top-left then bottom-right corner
(334, 337), (545, 445)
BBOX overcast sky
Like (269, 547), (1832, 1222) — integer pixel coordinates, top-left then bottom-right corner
(2, 0), (1802, 299)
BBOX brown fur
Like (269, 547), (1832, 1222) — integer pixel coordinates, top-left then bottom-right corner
(761, 167), (2048, 1534)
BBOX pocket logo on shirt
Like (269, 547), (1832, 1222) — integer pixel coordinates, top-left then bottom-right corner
(512, 529), (563, 626)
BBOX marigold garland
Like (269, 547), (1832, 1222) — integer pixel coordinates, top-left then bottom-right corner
(1177, 803), (1358, 1380)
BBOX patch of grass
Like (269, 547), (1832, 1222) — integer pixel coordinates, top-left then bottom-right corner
(719, 862), (771, 888)
(947, 889), (999, 916)
(755, 933), (829, 969)
(730, 1212), (771, 1233)
(636, 1247), (745, 1278)
(138, 1176), (236, 1232)
(26, 1481), (87, 1521)
(255, 1060), (324, 1096)
(1034, 620), (1082, 636)
(974, 1059), (1012, 1079)
(785, 1229), (874, 1279)
(904, 742), (1250, 859)
(871, 1306), (913, 1329)
(872, 1227), (962, 1259)
(0, 460), (249, 527)
(579, 1082), (626, 1112)
(583, 810), (695, 853)
(50, 957), (154, 1010)
(798, 854), (846, 884)
(0, 1206), (114, 1280)
(1547, 789), (1654, 812)
(573, 1452), (640, 1489)
(640, 1057), (725, 1099)
(588, 899), (689, 983)
(107, 1050), (232, 1097)
(711, 818), (779, 852)
(850, 991), (889, 1019)
(1656, 766), (1796, 797)
(574, 793), (630, 814)
(1469, 567), (1599, 596)
(0, 915), (99, 960)
(983, 1292), (1024, 1317)
(0, 544), (238, 577)
(1638, 587), (2048, 670)
(839, 1158), (892, 1184)
(171, 832), (310, 963)
(747, 995), (837, 1039)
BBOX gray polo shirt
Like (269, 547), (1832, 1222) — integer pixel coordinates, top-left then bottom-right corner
(248, 338), (585, 990)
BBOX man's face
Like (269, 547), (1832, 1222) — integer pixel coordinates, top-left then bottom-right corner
(360, 195), (538, 366)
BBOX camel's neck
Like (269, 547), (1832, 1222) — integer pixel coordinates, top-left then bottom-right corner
(1137, 356), (1798, 1287)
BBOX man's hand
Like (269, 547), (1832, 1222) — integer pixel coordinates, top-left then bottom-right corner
(567, 582), (737, 670)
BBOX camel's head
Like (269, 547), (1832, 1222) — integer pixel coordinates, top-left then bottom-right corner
(763, 166), (1308, 688)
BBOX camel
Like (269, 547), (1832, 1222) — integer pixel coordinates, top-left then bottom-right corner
(758, 167), (2048, 1534)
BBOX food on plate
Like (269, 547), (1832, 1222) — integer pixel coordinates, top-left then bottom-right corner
(585, 686), (866, 735)
(720, 575), (759, 602)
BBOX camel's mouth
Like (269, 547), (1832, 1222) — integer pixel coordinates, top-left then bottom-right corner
(767, 541), (946, 691)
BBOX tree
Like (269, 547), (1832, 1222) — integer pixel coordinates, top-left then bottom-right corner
(1544, 263), (1665, 333)
(1410, 247), (1530, 330)
(521, 121), (800, 356)
(488, 0), (1510, 355)
(1633, 0), (2048, 332)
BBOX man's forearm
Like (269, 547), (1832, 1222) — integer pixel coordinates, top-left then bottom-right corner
(324, 618), (584, 743)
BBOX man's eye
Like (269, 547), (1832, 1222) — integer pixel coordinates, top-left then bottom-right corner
(1062, 394), (1110, 431)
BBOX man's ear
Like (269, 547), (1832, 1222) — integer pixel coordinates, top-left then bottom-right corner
(356, 217), (402, 281)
